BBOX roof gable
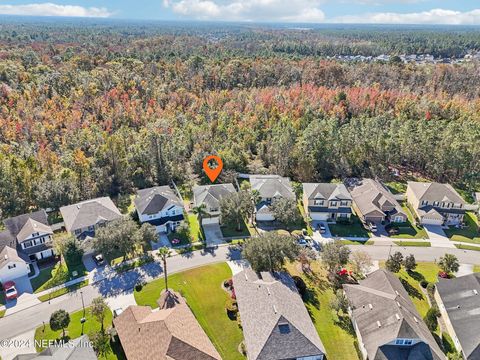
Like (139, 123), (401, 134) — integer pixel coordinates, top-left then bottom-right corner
(135, 186), (183, 216)
(250, 175), (295, 200)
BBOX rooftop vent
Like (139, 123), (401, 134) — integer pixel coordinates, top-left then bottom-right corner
(457, 305), (461, 309)
(396, 301), (401, 307)
(395, 313), (401, 321)
(273, 305), (278, 314)
(244, 272), (249, 281)
(267, 287), (271, 296)
(377, 321), (382, 328)
(413, 317), (419, 323)
(369, 304), (373, 310)
(4, 255), (7, 260)
(474, 289), (478, 295)
(395, 290), (400, 296)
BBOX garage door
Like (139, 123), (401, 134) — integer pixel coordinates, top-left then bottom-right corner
(256, 213), (275, 222)
(202, 217), (220, 225)
(310, 212), (329, 221)
(156, 225), (167, 233)
(421, 218), (443, 226)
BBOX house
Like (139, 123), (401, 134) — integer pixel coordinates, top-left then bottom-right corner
(60, 197), (122, 239)
(13, 335), (97, 360)
(0, 246), (30, 284)
(350, 179), (407, 224)
(113, 290), (221, 360)
(233, 268), (326, 360)
(193, 183), (236, 224)
(249, 175), (296, 221)
(406, 182), (466, 226)
(475, 192), (480, 216)
(343, 269), (445, 360)
(435, 273), (480, 359)
(303, 183), (352, 222)
(1, 209), (55, 263)
(134, 186), (184, 233)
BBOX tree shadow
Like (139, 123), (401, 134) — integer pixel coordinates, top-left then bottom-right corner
(400, 278), (423, 300)
(334, 313), (355, 336)
(407, 270), (425, 282)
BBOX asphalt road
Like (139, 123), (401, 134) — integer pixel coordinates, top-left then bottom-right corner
(0, 243), (478, 341)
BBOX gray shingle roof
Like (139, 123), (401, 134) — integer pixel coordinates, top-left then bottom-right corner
(436, 274), (480, 359)
(193, 183), (236, 210)
(343, 269), (444, 360)
(408, 182), (466, 205)
(13, 335), (97, 360)
(0, 246), (28, 270)
(16, 218), (53, 243)
(233, 268), (326, 360)
(303, 183), (352, 201)
(249, 175), (295, 200)
(3, 210), (49, 240)
(60, 197), (122, 233)
(350, 179), (406, 219)
(134, 186), (183, 216)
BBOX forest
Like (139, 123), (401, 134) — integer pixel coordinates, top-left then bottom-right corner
(0, 19), (479, 217)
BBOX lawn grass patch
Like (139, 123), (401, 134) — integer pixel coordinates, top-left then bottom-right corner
(385, 181), (407, 194)
(286, 262), (360, 360)
(221, 219), (250, 238)
(473, 265), (480, 273)
(340, 239), (369, 245)
(38, 280), (89, 302)
(389, 204), (427, 239)
(445, 212), (480, 244)
(31, 266), (56, 292)
(329, 215), (369, 238)
(134, 263), (244, 360)
(188, 213), (204, 242)
(455, 244), (480, 251)
(33, 261), (87, 294)
(394, 241), (431, 247)
(0, 309), (5, 318)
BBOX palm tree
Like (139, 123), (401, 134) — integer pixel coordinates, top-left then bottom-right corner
(157, 247), (170, 291)
(192, 204), (208, 223)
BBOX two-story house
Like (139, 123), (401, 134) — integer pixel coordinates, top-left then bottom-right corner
(249, 175), (296, 222)
(60, 197), (123, 239)
(344, 269), (445, 360)
(406, 182), (466, 226)
(350, 179), (407, 224)
(303, 183), (352, 222)
(134, 186), (184, 233)
(0, 246), (30, 284)
(193, 183), (236, 224)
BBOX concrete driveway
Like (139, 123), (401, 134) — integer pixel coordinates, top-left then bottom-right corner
(203, 223), (224, 246)
(4, 275), (39, 314)
(424, 225), (455, 248)
(311, 221), (333, 245)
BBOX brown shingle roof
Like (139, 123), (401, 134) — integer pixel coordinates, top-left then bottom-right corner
(113, 291), (221, 360)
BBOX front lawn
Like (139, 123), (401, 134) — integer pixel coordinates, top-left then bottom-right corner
(380, 262), (440, 318)
(445, 212), (480, 244)
(329, 216), (369, 238)
(286, 262), (360, 360)
(134, 263), (244, 360)
(221, 219), (250, 238)
(474, 265), (480, 273)
(455, 244), (480, 251)
(389, 204), (427, 239)
(33, 261), (87, 294)
(34, 306), (123, 359)
(188, 213), (203, 242)
(340, 239), (374, 245)
(393, 241), (431, 247)
(38, 280), (89, 302)
(168, 213), (203, 246)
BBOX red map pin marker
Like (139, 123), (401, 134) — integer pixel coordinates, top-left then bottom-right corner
(203, 155), (223, 183)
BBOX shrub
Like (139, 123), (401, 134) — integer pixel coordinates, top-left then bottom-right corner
(424, 306), (439, 331)
(240, 341), (247, 355)
(225, 298), (238, 313)
(224, 278), (233, 289)
(236, 313), (242, 329)
(135, 281), (144, 292)
(420, 280), (428, 288)
(426, 282), (436, 294)
(293, 276), (307, 297)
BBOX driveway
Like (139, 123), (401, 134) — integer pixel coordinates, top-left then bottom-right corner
(203, 223), (224, 246)
(424, 225), (455, 248)
(311, 221), (333, 245)
(4, 276), (39, 315)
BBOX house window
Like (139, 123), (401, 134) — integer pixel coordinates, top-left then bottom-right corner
(278, 323), (290, 334)
(395, 339), (413, 345)
(330, 201), (337, 207)
(340, 201), (348, 206)
(23, 240), (33, 249)
(421, 200), (428, 206)
(314, 200), (324, 206)
(433, 201), (439, 207)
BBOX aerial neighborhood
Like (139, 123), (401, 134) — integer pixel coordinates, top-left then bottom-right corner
(1, 171), (479, 360)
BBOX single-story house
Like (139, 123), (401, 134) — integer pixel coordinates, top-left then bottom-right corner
(60, 197), (122, 239)
(233, 268), (326, 360)
(134, 186), (184, 233)
(0, 246), (30, 285)
(303, 183), (352, 221)
(406, 182), (467, 226)
(113, 290), (221, 360)
(0, 209), (55, 263)
(350, 179), (407, 224)
(344, 269), (445, 360)
(435, 273), (480, 359)
(193, 183), (236, 225)
(249, 175), (296, 222)
(13, 335), (97, 360)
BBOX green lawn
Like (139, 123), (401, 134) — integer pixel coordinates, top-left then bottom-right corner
(38, 280), (90, 302)
(286, 262), (360, 360)
(474, 265), (480, 273)
(34, 306), (123, 359)
(445, 212), (480, 244)
(340, 239), (374, 245)
(188, 213), (203, 242)
(329, 216), (369, 238)
(134, 263), (244, 360)
(455, 244), (480, 251)
(33, 262), (87, 294)
(0, 309), (5, 318)
(385, 181), (407, 195)
(221, 219), (250, 238)
(394, 241), (431, 247)
(389, 204), (427, 239)
(380, 262), (440, 318)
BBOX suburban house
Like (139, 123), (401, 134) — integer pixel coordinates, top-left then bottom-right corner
(134, 186), (184, 233)
(113, 290), (221, 360)
(475, 192), (480, 216)
(350, 179), (407, 224)
(60, 197), (122, 239)
(0, 246), (30, 285)
(435, 274), (480, 359)
(0, 209), (55, 263)
(249, 175), (296, 222)
(13, 335), (97, 360)
(343, 269), (445, 360)
(193, 183), (236, 224)
(303, 183), (352, 222)
(233, 268), (326, 360)
(406, 182), (467, 226)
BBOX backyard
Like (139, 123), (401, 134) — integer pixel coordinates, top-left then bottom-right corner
(329, 215), (369, 238)
(286, 262), (361, 360)
(134, 263), (244, 360)
(445, 212), (480, 244)
(34, 306), (124, 359)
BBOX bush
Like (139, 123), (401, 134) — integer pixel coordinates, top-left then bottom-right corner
(293, 276), (307, 297)
(135, 281), (144, 292)
(236, 313), (242, 329)
(426, 282), (436, 294)
(424, 306), (440, 332)
(225, 298), (238, 313)
(336, 218), (352, 225)
(420, 280), (428, 288)
(224, 278), (233, 289)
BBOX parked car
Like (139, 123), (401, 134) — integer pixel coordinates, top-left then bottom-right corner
(297, 238), (312, 248)
(93, 253), (105, 266)
(365, 222), (377, 232)
(3, 281), (18, 301)
(316, 223), (326, 234)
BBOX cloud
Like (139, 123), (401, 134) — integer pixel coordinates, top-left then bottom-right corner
(333, 8), (480, 25)
(166, 0), (325, 22)
(0, 3), (112, 18)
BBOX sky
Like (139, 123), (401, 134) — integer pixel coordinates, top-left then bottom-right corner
(0, 1), (479, 25)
